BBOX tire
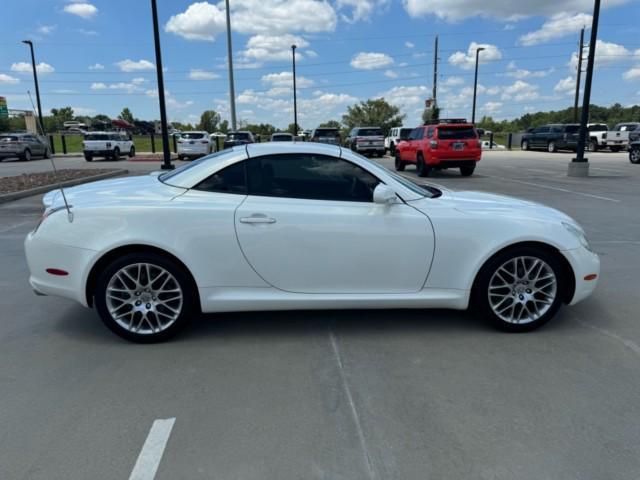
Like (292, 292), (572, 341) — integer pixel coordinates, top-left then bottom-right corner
(112, 147), (120, 161)
(44, 148), (51, 159)
(460, 165), (475, 176)
(472, 246), (566, 332)
(390, 143), (396, 156)
(394, 152), (405, 171)
(94, 252), (197, 343)
(84, 154), (93, 162)
(630, 148), (640, 164)
(416, 154), (430, 177)
(21, 149), (32, 161)
(547, 141), (557, 153)
(587, 139), (598, 152)
(521, 140), (529, 151)
(129, 146), (136, 158)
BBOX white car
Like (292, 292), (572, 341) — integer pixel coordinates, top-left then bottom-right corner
(177, 131), (213, 160)
(83, 132), (134, 161)
(25, 143), (599, 342)
(385, 127), (413, 155)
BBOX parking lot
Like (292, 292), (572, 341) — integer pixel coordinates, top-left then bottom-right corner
(1, 149), (639, 479)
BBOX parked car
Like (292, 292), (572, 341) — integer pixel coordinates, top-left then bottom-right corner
(481, 140), (506, 150)
(629, 124), (640, 144)
(177, 131), (213, 160)
(395, 119), (481, 177)
(25, 142), (599, 342)
(0, 132), (51, 161)
(223, 131), (255, 149)
(385, 127), (413, 155)
(83, 132), (134, 162)
(586, 123), (609, 152)
(309, 128), (341, 145)
(346, 127), (386, 157)
(603, 122), (640, 152)
(629, 140), (640, 164)
(270, 132), (294, 142)
(521, 124), (580, 152)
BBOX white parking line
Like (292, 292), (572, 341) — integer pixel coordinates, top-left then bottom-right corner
(129, 418), (176, 480)
(486, 175), (620, 202)
(573, 318), (640, 356)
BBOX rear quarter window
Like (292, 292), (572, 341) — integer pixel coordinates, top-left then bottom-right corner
(358, 128), (383, 136)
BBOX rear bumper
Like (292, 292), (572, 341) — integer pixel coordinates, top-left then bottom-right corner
(427, 158), (480, 168)
(84, 150), (114, 156)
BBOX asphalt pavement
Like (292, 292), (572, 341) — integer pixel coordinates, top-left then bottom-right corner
(1, 149), (639, 479)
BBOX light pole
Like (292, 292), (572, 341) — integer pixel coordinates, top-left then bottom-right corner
(573, 28), (585, 123)
(21, 40), (44, 133)
(150, 0), (173, 170)
(225, 0), (237, 131)
(570, 0), (600, 177)
(471, 47), (485, 124)
(291, 44), (298, 136)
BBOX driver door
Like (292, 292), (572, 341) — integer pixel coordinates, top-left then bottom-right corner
(234, 153), (434, 294)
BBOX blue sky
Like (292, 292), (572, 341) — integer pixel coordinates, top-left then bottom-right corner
(1, 0), (639, 129)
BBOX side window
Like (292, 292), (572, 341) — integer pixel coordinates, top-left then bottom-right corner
(409, 128), (419, 140)
(417, 128), (425, 140)
(426, 127), (434, 139)
(537, 126), (550, 134)
(194, 161), (247, 194)
(247, 154), (380, 202)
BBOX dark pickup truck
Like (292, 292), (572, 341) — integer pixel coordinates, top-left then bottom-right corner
(521, 124), (580, 153)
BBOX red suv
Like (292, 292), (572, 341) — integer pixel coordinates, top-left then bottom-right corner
(395, 119), (481, 177)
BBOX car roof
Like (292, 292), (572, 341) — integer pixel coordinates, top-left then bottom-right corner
(246, 141), (341, 158)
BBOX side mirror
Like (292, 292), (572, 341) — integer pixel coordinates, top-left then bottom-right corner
(373, 184), (398, 205)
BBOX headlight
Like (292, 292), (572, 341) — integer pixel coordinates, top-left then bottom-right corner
(562, 222), (592, 251)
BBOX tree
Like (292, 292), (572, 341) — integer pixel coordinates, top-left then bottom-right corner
(287, 122), (300, 135)
(218, 119), (229, 134)
(421, 107), (440, 124)
(198, 110), (221, 133)
(342, 98), (404, 135)
(319, 120), (341, 129)
(50, 107), (74, 122)
(119, 107), (135, 124)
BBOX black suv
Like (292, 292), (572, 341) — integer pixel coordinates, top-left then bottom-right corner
(521, 124), (580, 152)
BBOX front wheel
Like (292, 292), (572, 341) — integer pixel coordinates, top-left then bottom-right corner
(473, 247), (565, 332)
(94, 253), (197, 342)
(587, 140), (598, 152)
(460, 165), (475, 176)
(22, 149), (32, 161)
(44, 148), (51, 159)
(389, 143), (396, 156)
(630, 148), (640, 164)
(394, 152), (405, 171)
(521, 140), (529, 151)
(416, 155), (430, 177)
(129, 146), (136, 158)
(547, 141), (557, 153)
(112, 147), (120, 161)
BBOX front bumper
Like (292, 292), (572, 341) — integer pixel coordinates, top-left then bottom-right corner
(562, 246), (600, 305)
(25, 232), (96, 307)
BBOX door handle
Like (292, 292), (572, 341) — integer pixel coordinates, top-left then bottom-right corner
(239, 216), (276, 224)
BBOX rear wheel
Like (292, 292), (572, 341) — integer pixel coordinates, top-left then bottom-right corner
(460, 165), (475, 176)
(394, 152), (405, 171)
(587, 139), (598, 152)
(84, 154), (93, 162)
(547, 141), (557, 153)
(44, 148), (51, 159)
(630, 148), (640, 164)
(129, 146), (136, 158)
(416, 154), (430, 177)
(521, 140), (529, 151)
(21, 149), (32, 161)
(390, 143), (396, 156)
(473, 247), (565, 332)
(112, 147), (120, 161)
(94, 253), (197, 343)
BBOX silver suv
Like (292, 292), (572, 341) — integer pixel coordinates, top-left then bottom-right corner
(0, 133), (51, 161)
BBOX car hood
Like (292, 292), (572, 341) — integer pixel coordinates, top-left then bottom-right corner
(43, 173), (186, 209)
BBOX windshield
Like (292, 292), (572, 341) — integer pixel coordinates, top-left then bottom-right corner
(181, 133), (206, 139)
(85, 134), (109, 141)
(437, 127), (476, 139)
(227, 132), (250, 140)
(588, 124), (608, 131)
(315, 129), (339, 137)
(159, 149), (238, 183)
(564, 125), (580, 133)
(358, 128), (383, 136)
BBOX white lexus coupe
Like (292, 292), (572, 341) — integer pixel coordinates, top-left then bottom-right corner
(25, 143), (599, 342)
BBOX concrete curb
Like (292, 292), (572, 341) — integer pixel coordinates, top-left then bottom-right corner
(0, 169), (129, 204)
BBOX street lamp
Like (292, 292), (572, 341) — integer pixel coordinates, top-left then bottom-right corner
(150, 0), (173, 170)
(21, 40), (44, 133)
(225, 0), (237, 131)
(471, 47), (485, 124)
(291, 45), (298, 136)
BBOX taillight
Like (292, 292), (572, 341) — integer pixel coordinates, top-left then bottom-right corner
(430, 140), (438, 149)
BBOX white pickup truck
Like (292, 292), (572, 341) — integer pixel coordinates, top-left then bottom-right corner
(83, 132), (135, 161)
(603, 122), (640, 152)
(586, 123), (608, 152)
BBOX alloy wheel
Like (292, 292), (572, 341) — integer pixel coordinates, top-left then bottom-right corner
(488, 256), (557, 325)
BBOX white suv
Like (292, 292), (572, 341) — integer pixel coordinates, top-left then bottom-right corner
(177, 131), (213, 160)
(83, 132), (134, 161)
(385, 127), (413, 155)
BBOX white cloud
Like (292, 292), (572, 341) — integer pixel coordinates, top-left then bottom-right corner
(482, 101), (503, 114)
(569, 40), (640, 69)
(242, 34), (309, 62)
(72, 106), (96, 115)
(519, 12), (592, 46)
(262, 71), (315, 88)
(377, 85), (429, 123)
(448, 42), (502, 70)
(0, 74), (20, 85)
(501, 80), (539, 101)
(554, 76), (576, 95)
(405, 41), (415, 48)
(76, 28), (98, 36)
(189, 69), (220, 80)
(623, 67), (640, 81)
(165, 2), (226, 41)
(37, 25), (56, 35)
(63, 2), (98, 19)
(145, 89), (194, 110)
(351, 52), (394, 70)
(88, 63), (104, 70)
(384, 70), (398, 78)
(337, 0), (381, 22)
(91, 82), (140, 92)
(116, 59), (155, 72)
(131, 77), (147, 85)
(11, 62), (55, 74)
(403, 0), (629, 22)
(506, 61), (554, 78)
(306, 50), (319, 58)
(443, 76), (464, 86)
